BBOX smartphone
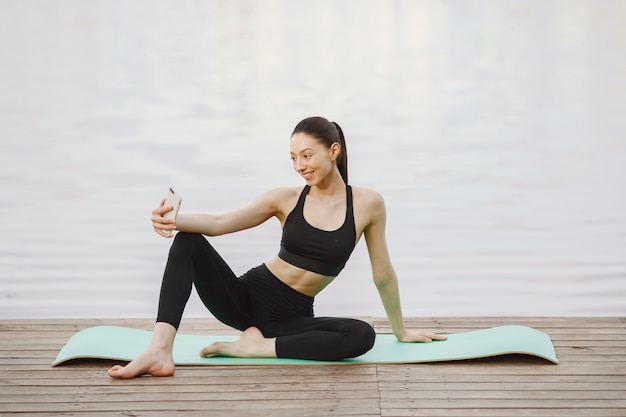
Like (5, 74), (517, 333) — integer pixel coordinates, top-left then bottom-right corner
(163, 187), (182, 221)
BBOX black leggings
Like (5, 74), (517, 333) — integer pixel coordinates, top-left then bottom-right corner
(156, 232), (376, 361)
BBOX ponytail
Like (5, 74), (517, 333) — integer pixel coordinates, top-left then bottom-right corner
(331, 121), (348, 184)
(292, 116), (350, 184)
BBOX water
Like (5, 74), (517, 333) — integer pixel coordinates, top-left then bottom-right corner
(1, 0), (625, 319)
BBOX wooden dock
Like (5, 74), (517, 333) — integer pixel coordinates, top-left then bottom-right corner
(1, 317), (624, 416)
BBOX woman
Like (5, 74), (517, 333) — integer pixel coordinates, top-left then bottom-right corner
(108, 116), (446, 379)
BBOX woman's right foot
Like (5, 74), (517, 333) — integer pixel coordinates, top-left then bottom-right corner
(199, 327), (277, 358)
(108, 348), (175, 379)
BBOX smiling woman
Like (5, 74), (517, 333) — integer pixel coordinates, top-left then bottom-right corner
(107, 116), (447, 379)
(291, 117), (349, 185)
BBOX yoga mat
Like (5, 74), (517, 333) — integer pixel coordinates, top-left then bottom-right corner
(52, 325), (558, 366)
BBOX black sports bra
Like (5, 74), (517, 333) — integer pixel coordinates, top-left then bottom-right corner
(278, 185), (357, 276)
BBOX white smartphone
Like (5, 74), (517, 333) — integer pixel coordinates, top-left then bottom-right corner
(163, 187), (182, 221)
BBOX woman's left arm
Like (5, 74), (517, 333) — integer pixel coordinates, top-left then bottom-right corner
(363, 191), (447, 343)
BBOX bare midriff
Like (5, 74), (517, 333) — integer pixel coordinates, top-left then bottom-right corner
(264, 256), (335, 297)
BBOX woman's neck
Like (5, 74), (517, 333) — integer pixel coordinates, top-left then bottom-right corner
(309, 169), (345, 198)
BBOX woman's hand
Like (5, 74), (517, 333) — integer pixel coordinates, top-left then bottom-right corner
(152, 198), (177, 238)
(397, 329), (448, 343)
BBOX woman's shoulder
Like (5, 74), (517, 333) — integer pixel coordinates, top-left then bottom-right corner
(350, 186), (387, 232)
(350, 185), (386, 212)
(350, 185), (384, 203)
(258, 186), (304, 212)
(264, 186), (304, 199)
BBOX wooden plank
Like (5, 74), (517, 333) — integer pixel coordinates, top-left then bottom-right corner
(379, 317), (626, 325)
(380, 389), (626, 400)
(378, 382), (626, 391)
(0, 381), (378, 395)
(5, 399), (381, 414)
(0, 316), (374, 330)
(0, 370), (379, 383)
(375, 365), (626, 377)
(2, 389), (381, 403)
(380, 409), (626, 417)
(11, 412), (380, 417)
(373, 326), (626, 337)
(376, 373), (626, 383)
(379, 398), (626, 408)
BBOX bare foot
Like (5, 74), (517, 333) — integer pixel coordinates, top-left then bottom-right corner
(108, 348), (175, 379)
(200, 327), (277, 358)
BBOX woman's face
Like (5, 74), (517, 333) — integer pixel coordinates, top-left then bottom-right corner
(290, 133), (338, 185)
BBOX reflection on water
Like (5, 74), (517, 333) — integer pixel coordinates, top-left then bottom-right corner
(1, 0), (625, 318)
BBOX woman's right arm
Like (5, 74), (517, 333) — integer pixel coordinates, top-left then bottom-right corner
(152, 188), (291, 238)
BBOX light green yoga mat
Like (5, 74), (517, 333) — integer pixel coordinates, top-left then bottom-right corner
(52, 325), (558, 366)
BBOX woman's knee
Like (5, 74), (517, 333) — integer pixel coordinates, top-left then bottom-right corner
(168, 232), (208, 255)
(172, 232), (204, 247)
(345, 319), (376, 358)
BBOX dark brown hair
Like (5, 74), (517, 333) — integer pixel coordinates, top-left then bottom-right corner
(292, 116), (348, 184)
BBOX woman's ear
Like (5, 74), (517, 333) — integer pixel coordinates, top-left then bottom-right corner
(330, 142), (341, 161)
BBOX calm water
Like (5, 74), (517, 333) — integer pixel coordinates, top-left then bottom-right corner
(1, 0), (625, 319)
